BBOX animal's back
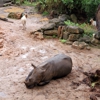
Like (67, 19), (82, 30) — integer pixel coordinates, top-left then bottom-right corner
(40, 54), (72, 80)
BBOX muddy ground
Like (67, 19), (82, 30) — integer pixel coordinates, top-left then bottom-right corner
(0, 6), (100, 100)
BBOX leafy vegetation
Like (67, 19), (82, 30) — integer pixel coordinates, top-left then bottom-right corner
(42, 11), (49, 16)
(65, 20), (96, 37)
(15, 0), (100, 20)
(35, 0), (100, 20)
(60, 39), (67, 44)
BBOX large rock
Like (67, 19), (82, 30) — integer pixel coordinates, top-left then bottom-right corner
(41, 23), (56, 31)
(49, 18), (61, 24)
(79, 35), (92, 43)
(44, 30), (58, 36)
(68, 34), (82, 41)
(8, 12), (22, 19)
(70, 14), (77, 23)
(0, 1), (3, 7)
(91, 38), (100, 44)
(0, 0), (12, 7)
(58, 14), (69, 22)
(66, 26), (84, 34)
(31, 31), (44, 40)
(93, 32), (100, 40)
(63, 31), (70, 40)
(72, 41), (90, 50)
(3, 0), (11, 3)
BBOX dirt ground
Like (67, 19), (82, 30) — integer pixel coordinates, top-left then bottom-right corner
(0, 6), (100, 100)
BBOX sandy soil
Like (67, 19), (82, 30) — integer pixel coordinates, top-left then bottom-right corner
(0, 6), (100, 100)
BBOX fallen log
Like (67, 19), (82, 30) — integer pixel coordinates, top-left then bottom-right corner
(0, 17), (13, 23)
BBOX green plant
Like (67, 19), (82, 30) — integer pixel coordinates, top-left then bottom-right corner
(65, 20), (96, 37)
(42, 11), (49, 16)
(52, 35), (57, 38)
(64, 20), (79, 26)
(60, 39), (67, 44)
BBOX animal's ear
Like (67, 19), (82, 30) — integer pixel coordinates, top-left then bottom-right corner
(41, 68), (46, 73)
(31, 63), (37, 69)
(25, 14), (27, 18)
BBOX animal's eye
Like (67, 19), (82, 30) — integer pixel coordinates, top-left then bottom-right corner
(29, 78), (32, 82)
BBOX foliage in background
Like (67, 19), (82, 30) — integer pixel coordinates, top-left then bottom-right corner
(15, 0), (100, 20)
(35, 0), (100, 20)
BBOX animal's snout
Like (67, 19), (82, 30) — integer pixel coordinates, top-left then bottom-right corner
(24, 80), (29, 84)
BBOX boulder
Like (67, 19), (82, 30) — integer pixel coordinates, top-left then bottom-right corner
(3, 0), (11, 3)
(41, 23), (56, 31)
(0, 1), (3, 7)
(66, 26), (84, 34)
(58, 14), (68, 22)
(91, 38), (100, 44)
(68, 34), (82, 41)
(70, 14), (77, 23)
(79, 35), (92, 43)
(49, 18), (61, 24)
(32, 32), (44, 40)
(8, 12), (22, 19)
(72, 41), (90, 50)
(44, 30), (58, 36)
(93, 32), (100, 40)
(62, 31), (70, 40)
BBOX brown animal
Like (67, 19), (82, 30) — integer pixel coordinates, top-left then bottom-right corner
(58, 26), (66, 39)
(25, 54), (72, 89)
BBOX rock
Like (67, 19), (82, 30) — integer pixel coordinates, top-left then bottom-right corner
(90, 94), (97, 100)
(44, 30), (58, 36)
(8, 12), (22, 19)
(91, 38), (100, 44)
(0, 0), (12, 7)
(67, 26), (84, 34)
(56, 21), (65, 27)
(49, 18), (61, 24)
(70, 14), (77, 23)
(41, 23), (56, 31)
(62, 31), (70, 40)
(78, 42), (88, 49)
(58, 14), (68, 22)
(93, 32), (100, 40)
(68, 34), (82, 41)
(72, 41), (89, 50)
(66, 41), (73, 45)
(32, 32), (44, 40)
(79, 35), (92, 43)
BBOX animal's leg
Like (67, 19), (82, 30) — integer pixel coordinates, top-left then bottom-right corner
(23, 23), (26, 30)
(38, 81), (50, 86)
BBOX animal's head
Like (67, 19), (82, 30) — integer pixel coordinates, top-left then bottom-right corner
(90, 18), (94, 23)
(21, 13), (28, 18)
(25, 14), (27, 18)
(24, 63), (45, 89)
